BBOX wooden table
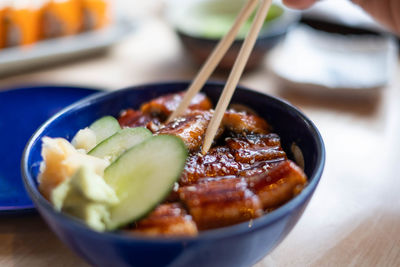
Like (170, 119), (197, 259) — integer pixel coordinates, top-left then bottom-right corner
(1, 1), (400, 266)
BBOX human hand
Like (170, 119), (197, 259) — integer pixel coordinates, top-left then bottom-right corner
(282, 0), (400, 35)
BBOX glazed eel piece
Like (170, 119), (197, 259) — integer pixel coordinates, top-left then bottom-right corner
(157, 110), (271, 152)
(178, 177), (263, 230)
(118, 92), (212, 131)
(141, 92), (213, 119)
(157, 111), (217, 152)
(176, 160), (306, 230)
(180, 134), (287, 185)
(127, 203), (198, 236)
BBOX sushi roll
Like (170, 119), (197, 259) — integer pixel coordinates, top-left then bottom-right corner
(81, 0), (111, 31)
(3, 0), (44, 47)
(0, 1), (10, 48)
(42, 0), (82, 38)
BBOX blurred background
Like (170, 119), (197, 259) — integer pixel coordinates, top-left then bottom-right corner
(1, 0), (400, 266)
(0, 0), (398, 94)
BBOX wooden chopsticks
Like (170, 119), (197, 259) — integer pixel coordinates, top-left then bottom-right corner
(168, 0), (273, 155)
(167, 0), (259, 123)
(202, 0), (273, 154)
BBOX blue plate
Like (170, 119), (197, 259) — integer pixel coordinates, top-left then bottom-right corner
(0, 85), (101, 214)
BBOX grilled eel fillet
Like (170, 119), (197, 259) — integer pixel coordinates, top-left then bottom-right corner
(157, 111), (218, 152)
(247, 160), (307, 209)
(225, 134), (287, 163)
(158, 110), (272, 152)
(180, 134), (287, 185)
(179, 147), (240, 185)
(118, 109), (162, 132)
(177, 160), (307, 230)
(222, 110), (270, 134)
(128, 203), (198, 236)
(118, 92), (212, 132)
(179, 178), (263, 230)
(140, 92), (213, 119)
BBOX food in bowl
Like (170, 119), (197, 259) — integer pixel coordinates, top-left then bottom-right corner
(37, 91), (308, 235)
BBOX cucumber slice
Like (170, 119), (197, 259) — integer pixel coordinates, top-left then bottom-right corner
(104, 135), (187, 230)
(89, 116), (121, 145)
(88, 127), (152, 162)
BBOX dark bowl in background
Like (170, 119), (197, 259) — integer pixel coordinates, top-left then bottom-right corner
(168, 1), (300, 70)
(22, 82), (325, 267)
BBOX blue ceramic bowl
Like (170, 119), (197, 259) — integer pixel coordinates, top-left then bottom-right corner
(22, 82), (325, 267)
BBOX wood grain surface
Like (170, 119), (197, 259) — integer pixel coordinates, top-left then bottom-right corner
(1, 1), (399, 266)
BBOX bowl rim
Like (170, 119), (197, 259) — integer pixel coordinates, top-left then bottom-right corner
(22, 81), (325, 243)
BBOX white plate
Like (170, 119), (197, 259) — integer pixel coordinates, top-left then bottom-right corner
(0, 17), (134, 76)
(268, 25), (398, 97)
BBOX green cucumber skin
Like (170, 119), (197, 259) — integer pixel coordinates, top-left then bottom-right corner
(104, 135), (188, 230)
(89, 116), (121, 144)
(88, 127), (152, 162)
